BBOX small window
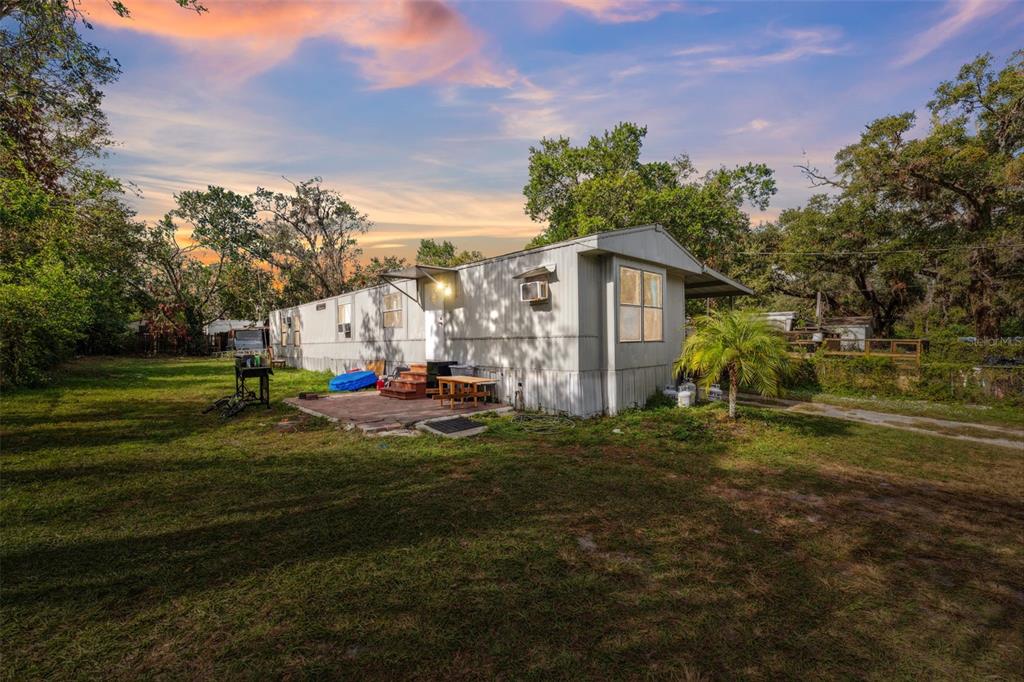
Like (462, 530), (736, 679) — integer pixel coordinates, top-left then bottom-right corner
(292, 312), (301, 347)
(337, 302), (351, 338)
(643, 272), (663, 342)
(619, 266), (663, 343)
(619, 305), (642, 342)
(316, 302), (326, 311)
(643, 271), (662, 308)
(620, 267), (641, 306)
(383, 292), (402, 328)
(280, 313), (289, 347)
(619, 267), (642, 342)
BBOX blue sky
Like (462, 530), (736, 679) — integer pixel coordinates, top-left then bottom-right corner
(83, 0), (1022, 260)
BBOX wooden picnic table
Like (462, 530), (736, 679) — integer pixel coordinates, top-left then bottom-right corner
(437, 375), (497, 408)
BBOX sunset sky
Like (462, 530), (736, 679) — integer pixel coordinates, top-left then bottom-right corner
(83, 0), (1021, 260)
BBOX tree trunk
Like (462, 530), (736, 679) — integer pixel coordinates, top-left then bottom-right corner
(966, 212), (1001, 339)
(183, 310), (207, 356)
(968, 247), (1000, 338)
(728, 367), (738, 419)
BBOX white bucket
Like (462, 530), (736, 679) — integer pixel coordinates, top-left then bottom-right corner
(677, 390), (694, 408)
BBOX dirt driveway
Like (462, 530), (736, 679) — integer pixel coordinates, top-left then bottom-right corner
(738, 394), (1024, 450)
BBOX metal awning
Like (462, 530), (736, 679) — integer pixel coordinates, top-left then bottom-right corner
(512, 263), (556, 279)
(381, 264), (458, 281)
(685, 266), (754, 298)
(379, 264), (458, 308)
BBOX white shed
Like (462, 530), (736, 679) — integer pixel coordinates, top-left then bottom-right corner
(203, 319), (258, 335)
(757, 311), (798, 332)
(270, 224), (750, 416)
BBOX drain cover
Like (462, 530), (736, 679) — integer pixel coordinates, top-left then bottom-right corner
(428, 417), (484, 434)
(420, 416), (486, 438)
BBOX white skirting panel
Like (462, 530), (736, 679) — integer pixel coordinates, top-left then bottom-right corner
(458, 366), (606, 417)
(281, 354), (422, 377)
(279, 353), (670, 418)
(278, 338), (425, 377)
(610, 363), (674, 414)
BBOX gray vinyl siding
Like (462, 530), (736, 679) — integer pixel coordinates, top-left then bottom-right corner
(272, 279), (425, 375)
(444, 244), (581, 373)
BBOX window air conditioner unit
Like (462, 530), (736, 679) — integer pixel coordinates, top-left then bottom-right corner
(520, 280), (549, 303)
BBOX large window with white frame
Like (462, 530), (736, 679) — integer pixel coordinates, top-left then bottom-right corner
(383, 292), (402, 328)
(280, 312), (290, 347)
(337, 301), (352, 339)
(292, 311), (301, 347)
(619, 266), (663, 342)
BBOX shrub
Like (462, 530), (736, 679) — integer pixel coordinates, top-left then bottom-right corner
(0, 259), (90, 387)
(645, 391), (676, 410)
(783, 351), (1024, 406)
(926, 338), (1024, 365)
(918, 362), (1024, 405)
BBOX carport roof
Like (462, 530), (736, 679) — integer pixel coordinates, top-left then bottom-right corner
(684, 266), (754, 299)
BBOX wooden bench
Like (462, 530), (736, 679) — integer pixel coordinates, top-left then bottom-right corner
(459, 389), (491, 406)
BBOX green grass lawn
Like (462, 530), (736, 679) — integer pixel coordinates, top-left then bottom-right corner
(3, 357), (1022, 680)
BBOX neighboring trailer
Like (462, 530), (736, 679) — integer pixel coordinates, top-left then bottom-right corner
(271, 224), (750, 416)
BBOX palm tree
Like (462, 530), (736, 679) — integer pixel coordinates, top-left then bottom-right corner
(674, 309), (789, 419)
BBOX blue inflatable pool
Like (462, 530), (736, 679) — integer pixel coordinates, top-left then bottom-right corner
(328, 370), (378, 392)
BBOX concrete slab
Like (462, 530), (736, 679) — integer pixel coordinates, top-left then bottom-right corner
(284, 391), (509, 431)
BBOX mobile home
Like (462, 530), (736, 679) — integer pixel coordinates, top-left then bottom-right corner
(271, 224), (751, 416)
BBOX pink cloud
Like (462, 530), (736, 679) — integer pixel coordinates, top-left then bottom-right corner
(80, 0), (515, 88)
(557, 0), (693, 23)
(893, 0), (1007, 67)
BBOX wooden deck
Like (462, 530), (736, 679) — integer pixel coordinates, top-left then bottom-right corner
(285, 391), (509, 432)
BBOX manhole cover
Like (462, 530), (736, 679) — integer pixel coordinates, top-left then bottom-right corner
(425, 416), (485, 435)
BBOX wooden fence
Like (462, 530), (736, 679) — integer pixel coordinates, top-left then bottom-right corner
(785, 335), (925, 365)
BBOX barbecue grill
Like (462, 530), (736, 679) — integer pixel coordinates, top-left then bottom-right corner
(203, 348), (273, 418)
(234, 354), (272, 408)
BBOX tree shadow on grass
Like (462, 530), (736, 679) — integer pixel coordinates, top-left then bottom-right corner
(4, 392), (1019, 679)
(2, 395), (305, 458)
(1, 468), (522, 612)
(1, 443), (884, 679)
(1, 456), (236, 487)
(699, 457), (1024, 679)
(1, 413), (228, 456)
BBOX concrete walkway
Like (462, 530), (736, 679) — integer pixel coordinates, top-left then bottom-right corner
(737, 394), (1024, 451)
(285, 391), (509, 433)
